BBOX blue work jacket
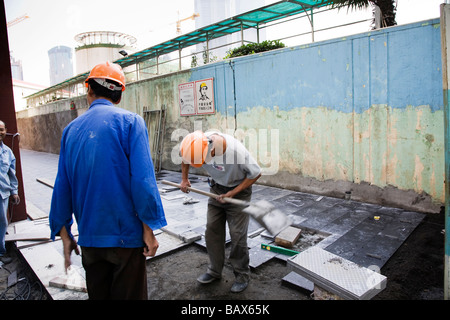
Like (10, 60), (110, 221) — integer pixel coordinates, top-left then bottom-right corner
(49, 99), (167, 248)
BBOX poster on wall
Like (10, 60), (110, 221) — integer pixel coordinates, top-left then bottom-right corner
(195, 78), (215, 115)
(178, 82), (195, 116)
(178, 78), (215, 116)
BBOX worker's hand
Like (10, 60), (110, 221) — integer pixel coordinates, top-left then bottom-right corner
(63, 238), (80, 272)
(217, 191), (235, 204)
(180, 179), (191, 193)
(142, 223), (159, 257)
(11, 194), (20, 205)
(60, 227), (80, 273)
(216, 195), (226, 204)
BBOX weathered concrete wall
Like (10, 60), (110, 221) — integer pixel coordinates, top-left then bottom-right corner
(16, 97), (88, 153)
(16, 19), (444, 213)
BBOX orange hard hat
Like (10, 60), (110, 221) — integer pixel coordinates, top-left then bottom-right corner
(85, 61), (126, 91)
(180, 131), (210, 167)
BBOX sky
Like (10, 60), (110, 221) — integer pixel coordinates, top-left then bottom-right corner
(4, 0), (445, 87)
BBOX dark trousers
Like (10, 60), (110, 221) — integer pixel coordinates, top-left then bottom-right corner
(81, 246), (147, 300)
(205, 183), (251, 282)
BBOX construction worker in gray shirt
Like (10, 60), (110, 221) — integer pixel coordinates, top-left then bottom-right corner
(180, 130), (261, 293)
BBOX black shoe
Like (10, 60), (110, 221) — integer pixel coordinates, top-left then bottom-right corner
(230, 281), (248, 293)
(197, 273), (220, 284)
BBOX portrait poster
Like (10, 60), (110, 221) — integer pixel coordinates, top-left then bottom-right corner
(194, 78), (215, 115)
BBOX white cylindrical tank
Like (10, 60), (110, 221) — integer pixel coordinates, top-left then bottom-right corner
(75, 31), (137, 74)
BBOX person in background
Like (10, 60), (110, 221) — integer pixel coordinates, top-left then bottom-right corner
(49, 62), (166, 300)
(0, 120), (20, 265)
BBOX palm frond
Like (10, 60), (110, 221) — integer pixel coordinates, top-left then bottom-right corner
(328, 0), (372, 11)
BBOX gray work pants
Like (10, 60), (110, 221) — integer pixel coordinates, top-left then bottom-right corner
(205, 183), (251, 282)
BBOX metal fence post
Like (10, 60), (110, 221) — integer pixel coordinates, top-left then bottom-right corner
(440, 3), (450, 300)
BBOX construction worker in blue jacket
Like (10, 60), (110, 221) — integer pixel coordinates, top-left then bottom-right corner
(49, 61), (167, 300)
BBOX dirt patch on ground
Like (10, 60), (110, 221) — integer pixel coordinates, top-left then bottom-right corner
(146, 245), (308, 300)
(0, 209), (445, 301)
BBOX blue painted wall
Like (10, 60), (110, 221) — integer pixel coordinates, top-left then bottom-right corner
(191, 19), (442, 114)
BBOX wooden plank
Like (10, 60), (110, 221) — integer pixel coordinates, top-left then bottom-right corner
(20, 241), (72, 286)
(26, 200), (48, 220)
(275, 226), (302, 248)
(6, 218), (78, 246)
(5, 231), (50, 242)
(6, 219), (51, 242)
(19, 238), (88, 300)
(36, 177), (54, 188)
(10, 219), (36, 233)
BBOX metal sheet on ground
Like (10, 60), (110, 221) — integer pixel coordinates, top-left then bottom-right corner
(287, 246), (387, 300)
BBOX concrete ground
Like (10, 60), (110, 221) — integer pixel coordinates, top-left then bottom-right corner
(0, 148), (445, 303)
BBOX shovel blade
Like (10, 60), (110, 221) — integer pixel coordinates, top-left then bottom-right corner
(243, 200), (291, 236)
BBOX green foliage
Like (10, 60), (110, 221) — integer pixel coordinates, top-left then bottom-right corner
(191, 46), (218, 67)
(224, 40), (286, 59)
(328, 0), (397, 28)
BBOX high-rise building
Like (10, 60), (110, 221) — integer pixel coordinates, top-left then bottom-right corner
(10, 55), (23, 80)
(48, 46), (74, 86)
(194, 0), (266, 63)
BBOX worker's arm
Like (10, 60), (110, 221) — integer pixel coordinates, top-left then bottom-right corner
(217, 173), (261, 202)
(59, 226), (80, 273)
(180, 162), (191, 193)
(49, 136), (76, 242)
(7, 156), (19, 200)
(128, 114), (167, 231)
(142, 222), (159, 257)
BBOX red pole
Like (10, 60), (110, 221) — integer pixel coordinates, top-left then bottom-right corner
(0, 0), (27, 222)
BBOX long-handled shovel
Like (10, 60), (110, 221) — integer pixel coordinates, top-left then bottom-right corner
(161, 180), (291, 236)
